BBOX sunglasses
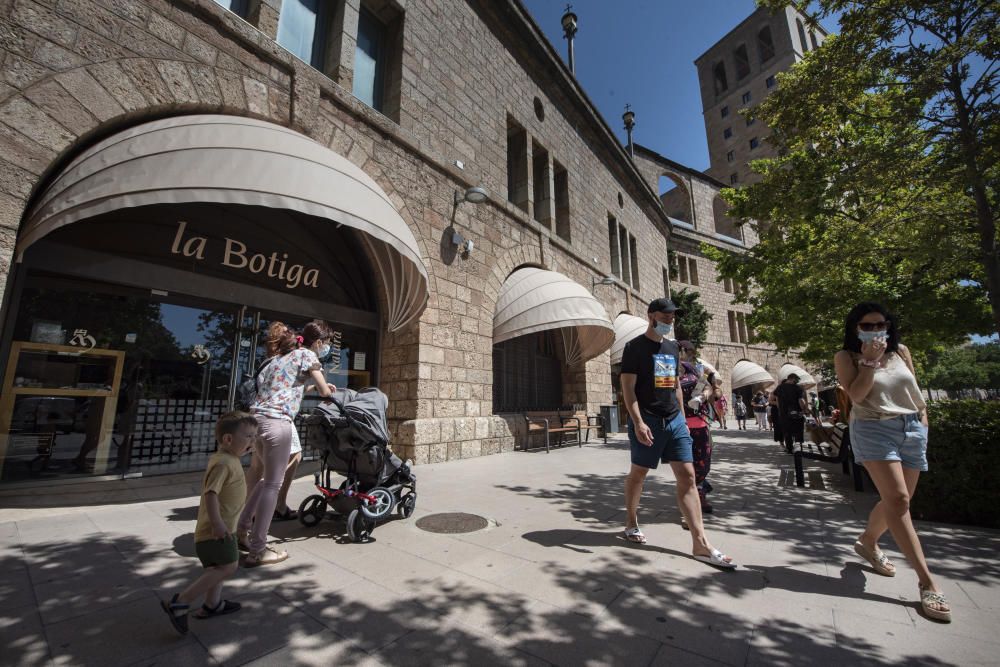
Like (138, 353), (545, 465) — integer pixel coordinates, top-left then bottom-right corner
(858, 321), (889, 332)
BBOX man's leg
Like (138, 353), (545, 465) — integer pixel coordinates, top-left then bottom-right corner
(669, 461), (732, 564)
(625, 464), (650, 530)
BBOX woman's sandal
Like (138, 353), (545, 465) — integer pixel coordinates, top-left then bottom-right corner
(194, 600), (242, 619)
(693, 548), (737, 570)
(919, 585), (952, 623)
(160, 594), (189, 635)
(272, 508), (298, 522)
(854, 540), (896, 577)
(623, 527), (647, 544)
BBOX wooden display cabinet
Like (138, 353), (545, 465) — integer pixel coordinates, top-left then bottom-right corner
(0, 341), (125, 479)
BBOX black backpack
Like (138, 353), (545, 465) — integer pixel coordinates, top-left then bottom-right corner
(236, 358), (274, 411)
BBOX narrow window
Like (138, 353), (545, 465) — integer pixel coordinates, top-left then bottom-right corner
(810, 31), (819, 51)
(619, 224), (632, 287)
(713, 61), (728, 95)
(689, 257), (699, 286)
(757, 26), (775, 63)
(728, 311), (738, 342)
(277, 0), (331, 69)
(354, 8), (386, 110)
(766, 75), (776, 89)
(737, 312), (749, 343)
(797, 19), (809, 53)
(531, 141), (552, 226)
(746, 117), (755, 127)
(720, 105), (729, 118)
(734, 44), (750, 80)
(553, 160), (570, 242)
(741, 91), (752, 104)
(628, 233), (640, 290)
(678, 255), (689, 284)
(506, 118), (529, 213)
(750, 137), (759, 150)
(608, 215), (621, 279)
(663, 267), (670, 297)
(730, 173), (738, 185)
(726, 150), (734, 163)
(723, 127), (733, 139)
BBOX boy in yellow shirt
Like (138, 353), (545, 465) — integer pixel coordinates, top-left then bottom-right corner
(161, 411), (258, 635)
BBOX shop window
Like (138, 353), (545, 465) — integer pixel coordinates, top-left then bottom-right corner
(766, 75), (776, 89)
(553, 160), (570, 242)
(797, 19), (809, 53)
(713, 61), (728, 95)
(734, 44), (750, 80)
(506, 117), (529, 213)
(723, 127), (732, 139)
(720, 105), (729, 118)
(608, 215), (621, 279)
(277, 0), (332, 70)
(213, 0), (249, 17)
(531, 141), (552, 226)
(628, 233), (640, 290)
(492, 331), (563, 412)
(758, 26), (775, 63)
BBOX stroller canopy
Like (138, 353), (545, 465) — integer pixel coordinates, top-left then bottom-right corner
(313, 387), (391, 447)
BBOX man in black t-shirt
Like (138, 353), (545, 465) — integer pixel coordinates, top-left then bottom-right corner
(619, 298), (736, 569)
(774, 373), (812, 452)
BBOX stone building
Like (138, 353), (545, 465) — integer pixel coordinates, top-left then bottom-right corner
(695, 5), (829, 186)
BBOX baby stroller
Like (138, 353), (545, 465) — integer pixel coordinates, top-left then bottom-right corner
(298, 387), (416, 543)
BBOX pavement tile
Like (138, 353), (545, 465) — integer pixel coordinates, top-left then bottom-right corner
(33, 559), (150, 625)
(375, 621), (549, 667)
(240, 628), (383, 666)
(124, 642), (220, 666)
(0, 607), (50, 667)
(0, 562), (36, 611)
(648, 642), (734, 666)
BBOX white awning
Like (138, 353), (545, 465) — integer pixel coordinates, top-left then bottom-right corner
(18, 114), (428, 332)
(731, 359), (775, 390)
(778, 363), (817, 389)
(494, 267), (614, 366)
(610, 313), (649, 365)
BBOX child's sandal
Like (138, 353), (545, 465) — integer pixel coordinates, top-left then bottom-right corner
(160, 594), (190, 635)
(195, 599), (242, 619)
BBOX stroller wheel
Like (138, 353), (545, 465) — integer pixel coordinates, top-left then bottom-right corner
(360, 487), (396, 520)
(398, 492), (417, 519)
(298, 495), (327, 527)
(347, 508), (375, 543)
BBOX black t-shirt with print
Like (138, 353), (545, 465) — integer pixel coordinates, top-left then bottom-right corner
(774, 382), (806, 418)
(620, 334), (680, 419)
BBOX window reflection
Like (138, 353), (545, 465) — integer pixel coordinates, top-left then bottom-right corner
(277, 0), (327, 68)
(354, 8), (385, 110)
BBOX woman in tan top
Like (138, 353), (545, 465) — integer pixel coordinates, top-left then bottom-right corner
(834, 302), (950, 622)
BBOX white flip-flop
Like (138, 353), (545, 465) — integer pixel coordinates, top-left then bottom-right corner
(694, 548), (737, 570)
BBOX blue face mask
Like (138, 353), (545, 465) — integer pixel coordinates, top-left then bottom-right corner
(316, 344), (332, 360)
(654, 322), (673, 337)
(857, 331), (886, 344)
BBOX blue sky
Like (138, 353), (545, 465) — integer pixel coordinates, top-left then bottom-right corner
(520, 0), (788, 173)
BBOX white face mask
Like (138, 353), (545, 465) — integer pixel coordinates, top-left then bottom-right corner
(316, 343), (331, 359)
(857, 330), (886, 344)
(654, 322), (673, 337)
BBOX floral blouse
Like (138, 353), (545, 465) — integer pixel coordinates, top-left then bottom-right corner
(252, 348), (322, 421)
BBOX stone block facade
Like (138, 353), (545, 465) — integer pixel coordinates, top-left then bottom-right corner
(0, 0), (809, 474)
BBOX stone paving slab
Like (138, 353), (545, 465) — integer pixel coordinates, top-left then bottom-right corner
(1, 429), (998, 665)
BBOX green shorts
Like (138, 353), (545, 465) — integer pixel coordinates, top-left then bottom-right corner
(195, 534), (239, 568)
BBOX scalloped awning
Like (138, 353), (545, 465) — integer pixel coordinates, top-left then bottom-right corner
(610, 313), (650, 366)
(494, 267), (614, 366)
(17, 114), (428, 332)
(778, 363), (817, 389)
(731, 359), (775, 390)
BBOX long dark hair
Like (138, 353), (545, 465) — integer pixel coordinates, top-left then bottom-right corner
(300, 320), (332, 348)
(842, 302), (900, 354)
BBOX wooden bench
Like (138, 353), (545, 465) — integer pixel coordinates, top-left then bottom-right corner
(793, 422), (865, 491)
(575, 411), (606, 445)
(523, 411), (581, 452)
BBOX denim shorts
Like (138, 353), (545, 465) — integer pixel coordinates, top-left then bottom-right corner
(628, 410), (693, 468)
(851, 412), (928, 471)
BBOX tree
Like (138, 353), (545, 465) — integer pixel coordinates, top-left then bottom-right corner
(924, 341), (1000, 392)
(671, 288), (713, 350)
(708, 0), (998, 362)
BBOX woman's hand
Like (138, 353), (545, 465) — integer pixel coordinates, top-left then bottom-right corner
(861, 337), (886, 361)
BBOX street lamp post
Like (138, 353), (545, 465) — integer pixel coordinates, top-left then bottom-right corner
(623, 105), (636, 158)
(561, 5), (578, 74)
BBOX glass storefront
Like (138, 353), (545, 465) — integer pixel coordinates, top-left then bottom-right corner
(0, 203), (380, 485)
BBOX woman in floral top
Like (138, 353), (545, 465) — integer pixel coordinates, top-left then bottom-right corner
(238, 320), (335, 566)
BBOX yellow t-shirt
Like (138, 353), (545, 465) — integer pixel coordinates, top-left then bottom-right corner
(193, 451), (246, 543)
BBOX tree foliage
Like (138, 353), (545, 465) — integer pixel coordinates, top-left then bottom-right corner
(923, 341), (1000, 391)
(707, 0), (999, 363)
(671, 287), (712, 350)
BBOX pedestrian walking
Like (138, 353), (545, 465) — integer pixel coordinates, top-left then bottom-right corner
(752, 391), (769, 430)
(733, 395), (748, 430)
(237, 320), (336, 566)
(678, 340), (715, 515)
(161, 411), (258, 635)
(619, 298), (736, 569)
(834, 302), (950, 622)
(774, 374), (811, 453)
(713, 383), (728, 429)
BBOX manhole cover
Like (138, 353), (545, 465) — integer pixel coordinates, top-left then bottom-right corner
(415, 512), (489, 534)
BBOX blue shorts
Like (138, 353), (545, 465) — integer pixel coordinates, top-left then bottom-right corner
(627, 411), (693, 468)
(851, 413), (928, 471)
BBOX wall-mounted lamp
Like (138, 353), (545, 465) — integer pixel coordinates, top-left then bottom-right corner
(592, 274), (616, 293)
(451, 230), (474, 255)
(454, 186), (488, 207)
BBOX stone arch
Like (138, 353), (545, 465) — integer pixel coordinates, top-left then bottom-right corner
(658, 171), (694, 226)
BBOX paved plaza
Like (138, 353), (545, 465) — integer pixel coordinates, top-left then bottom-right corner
(1, 429), (998, 666)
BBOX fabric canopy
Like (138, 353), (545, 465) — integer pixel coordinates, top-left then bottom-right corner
(610, 313), (650, 366)
(494, 267), (614, 366)
(778, 363), (817, 390)
(731, 359), (775, 390)
(18, 114), (428, 332)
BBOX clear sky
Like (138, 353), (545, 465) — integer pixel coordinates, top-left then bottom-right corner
(520, 0), (778, 174)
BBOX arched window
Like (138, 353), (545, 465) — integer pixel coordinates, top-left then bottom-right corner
(713, 61), (728, 95)
(796, 19), (809, 54)
(734, 44), (750, 80)
(757, 26), (775, 63)
(659, 173), (692, 226)
(810, 31), (820, 50)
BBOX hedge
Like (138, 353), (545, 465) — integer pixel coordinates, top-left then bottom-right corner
(910, 400), (1000, 528)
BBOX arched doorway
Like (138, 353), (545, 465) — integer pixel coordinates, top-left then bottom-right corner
(0, 115), (428, 484)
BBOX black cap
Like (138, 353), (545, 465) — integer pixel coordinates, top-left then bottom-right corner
(648, 298), (683, 316)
